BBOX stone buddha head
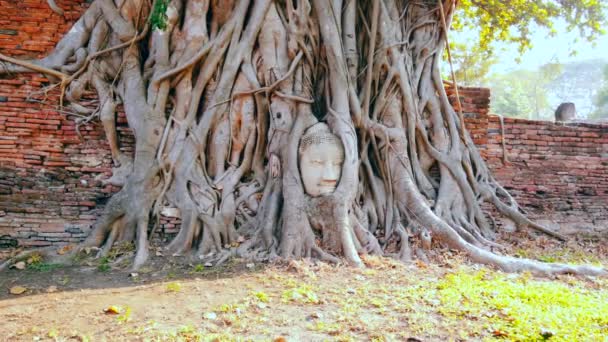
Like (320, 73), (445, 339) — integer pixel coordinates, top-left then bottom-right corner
(298, 123), (345, 197)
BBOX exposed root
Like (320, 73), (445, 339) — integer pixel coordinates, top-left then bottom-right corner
(47, 0), (65, 16)
(0, 0), (604, 277)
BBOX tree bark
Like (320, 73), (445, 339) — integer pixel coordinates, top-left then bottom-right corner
(0, 0), (604, 277)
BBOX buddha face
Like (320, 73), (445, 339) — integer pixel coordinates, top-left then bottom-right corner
(298, 123), (344, 197)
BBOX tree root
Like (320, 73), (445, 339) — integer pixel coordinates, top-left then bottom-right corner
(0, 0), (604, 278)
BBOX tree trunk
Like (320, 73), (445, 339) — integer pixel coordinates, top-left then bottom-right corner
(0, 0), (604, 277)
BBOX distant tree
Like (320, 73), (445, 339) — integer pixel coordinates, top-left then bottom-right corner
(448, 42), (498, 86)
(490, 63), (563, 119)
(590, 65), (608, 120)
(448, 2), (605, 114)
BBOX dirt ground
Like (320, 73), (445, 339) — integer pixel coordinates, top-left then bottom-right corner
(0, 232), (607, 341)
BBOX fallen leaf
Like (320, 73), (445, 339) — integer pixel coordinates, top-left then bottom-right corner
(46, 286), (58, 293)
(12, 261), (26, 270)
(274, 337), (287, 342)
(57, 245), (74, 255)
(103, 306), (122, 315)
(492, 329), (508, 337)
(9, 286), (27, 295)
(221, 317), (233, 326)
(415, 260), (428, 268)
(305, 312), (324, 321)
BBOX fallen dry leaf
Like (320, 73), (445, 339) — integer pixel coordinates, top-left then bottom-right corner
(12, 261), (26, 270)
(57, 244), (74, 255)
(493, 329), (509, 337)
(9, 286), (27, 295)
(415, 260), (428, 269)
(103, 305), (122, 315)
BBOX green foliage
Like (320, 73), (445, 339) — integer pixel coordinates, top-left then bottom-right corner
(28, 262), (63, 272)
(307, 320), (343, 335)
(447, 42), (498, 86)
(98, 257), (111, 272)
(26, 253), (63, 272)
(453, 1), (607, 58)
(252, 291), (270, 303)
(150, 0), (170, 30)
(191, 264), (205, 273)
(165, 281), (182, 292)
(117, 306), (132, 324)
(488, 63), (563, 119)
(435, 268), (608, 341)
(94, 242), (135, 272)
(281, 285), (320, 304)
(149, 324), (233, 341)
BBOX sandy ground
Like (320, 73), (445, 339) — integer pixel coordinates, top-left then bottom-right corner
(0, 232), (606, 341)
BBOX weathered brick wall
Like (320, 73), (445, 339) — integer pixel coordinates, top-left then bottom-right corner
(0, 73), (130, 246)
(0, 1), (606, 248)
(483, 118), (607, 235)
(0, 0), (89, 57)
(450, 86), (608, 236)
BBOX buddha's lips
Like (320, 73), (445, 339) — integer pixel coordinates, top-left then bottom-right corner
(319, 180), (337, 187)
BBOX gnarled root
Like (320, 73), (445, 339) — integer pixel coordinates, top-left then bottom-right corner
(1, 0), (605, 277)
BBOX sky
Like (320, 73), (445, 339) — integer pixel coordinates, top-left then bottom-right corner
(489, 21), (608, 74)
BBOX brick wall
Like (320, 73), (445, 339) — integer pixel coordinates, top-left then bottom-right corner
(0, 72), (131, 246)
(483, 118), (607, 235)
(0, 0), (89, 58)
(0, 1), (606, 248)
(450, 86), (608, 236)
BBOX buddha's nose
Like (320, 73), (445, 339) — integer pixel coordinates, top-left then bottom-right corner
(322, 163), (339, 181)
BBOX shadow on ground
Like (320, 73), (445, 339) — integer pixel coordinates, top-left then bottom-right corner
(0, 251), (266, 300)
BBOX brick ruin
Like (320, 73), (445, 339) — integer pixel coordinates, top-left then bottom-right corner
(0, 0), (606, 248)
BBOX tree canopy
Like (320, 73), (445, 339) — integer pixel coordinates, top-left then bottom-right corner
(490, 63), (563, 119)
(452, 0), (607, 58)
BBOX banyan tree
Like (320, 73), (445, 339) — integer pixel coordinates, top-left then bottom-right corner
(0, 0), (605, 276)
